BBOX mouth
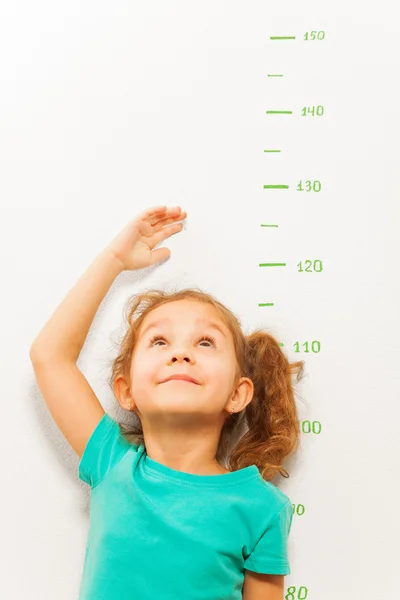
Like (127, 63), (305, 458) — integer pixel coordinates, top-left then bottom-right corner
(160, 376), (200, 385)
(164, 379), (197, 384)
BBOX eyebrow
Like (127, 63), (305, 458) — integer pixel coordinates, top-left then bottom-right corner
(140, 317), (227, 339)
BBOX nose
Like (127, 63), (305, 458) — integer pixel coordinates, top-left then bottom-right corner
(170, 349), (192, 363)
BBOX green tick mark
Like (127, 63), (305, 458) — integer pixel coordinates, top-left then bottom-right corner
(263, 185), (289, 189)
(266, 110), (293, 114)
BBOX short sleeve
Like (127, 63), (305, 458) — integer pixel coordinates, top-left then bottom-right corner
(244, 499), (293, 575)
(78, 413), (136, 488)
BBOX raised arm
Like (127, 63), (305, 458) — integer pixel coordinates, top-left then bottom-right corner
(30, 205), (186, 457)
(30, 249), (124, 457)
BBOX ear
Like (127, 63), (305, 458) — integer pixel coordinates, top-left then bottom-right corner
(114, 375), (137, 412)
(227, 377), (254, 413)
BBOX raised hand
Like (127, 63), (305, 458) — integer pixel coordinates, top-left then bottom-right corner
(106, 205), (187, 271)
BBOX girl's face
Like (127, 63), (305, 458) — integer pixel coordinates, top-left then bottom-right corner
(128, 300), (239, 427)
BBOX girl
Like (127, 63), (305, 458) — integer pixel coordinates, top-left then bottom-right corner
(30, 205), (304, 600)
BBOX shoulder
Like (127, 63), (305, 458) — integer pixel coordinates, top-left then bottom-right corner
(248, 470), (292, 508)
(78, 412), (141, 488)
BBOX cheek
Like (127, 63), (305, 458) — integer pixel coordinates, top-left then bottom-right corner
(208, 364), (234, 389)
(131, 355), (160, 383)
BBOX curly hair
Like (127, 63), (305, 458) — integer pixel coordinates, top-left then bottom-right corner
(107, 287), (305, 482)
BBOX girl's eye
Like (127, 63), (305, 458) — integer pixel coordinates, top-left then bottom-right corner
(148, 334), (216, 347)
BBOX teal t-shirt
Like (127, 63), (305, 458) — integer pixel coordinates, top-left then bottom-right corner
(78, 413), (293, 600)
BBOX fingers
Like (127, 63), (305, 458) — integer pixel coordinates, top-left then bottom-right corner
(153, 216), (186, 233)
(144, 205), (168, 217)
(145, 205), (180, 219)
(149, 208), (186, 229)
(149, 222), (182, 248)
(158, 222), (184, 243)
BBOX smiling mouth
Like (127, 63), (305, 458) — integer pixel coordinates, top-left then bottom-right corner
(164, 379), (197, 384)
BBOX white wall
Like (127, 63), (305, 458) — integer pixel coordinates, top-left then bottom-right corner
(1, 1), (399, 598)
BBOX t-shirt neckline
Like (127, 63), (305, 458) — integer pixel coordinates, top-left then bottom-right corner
(142, 447), (260, 487)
